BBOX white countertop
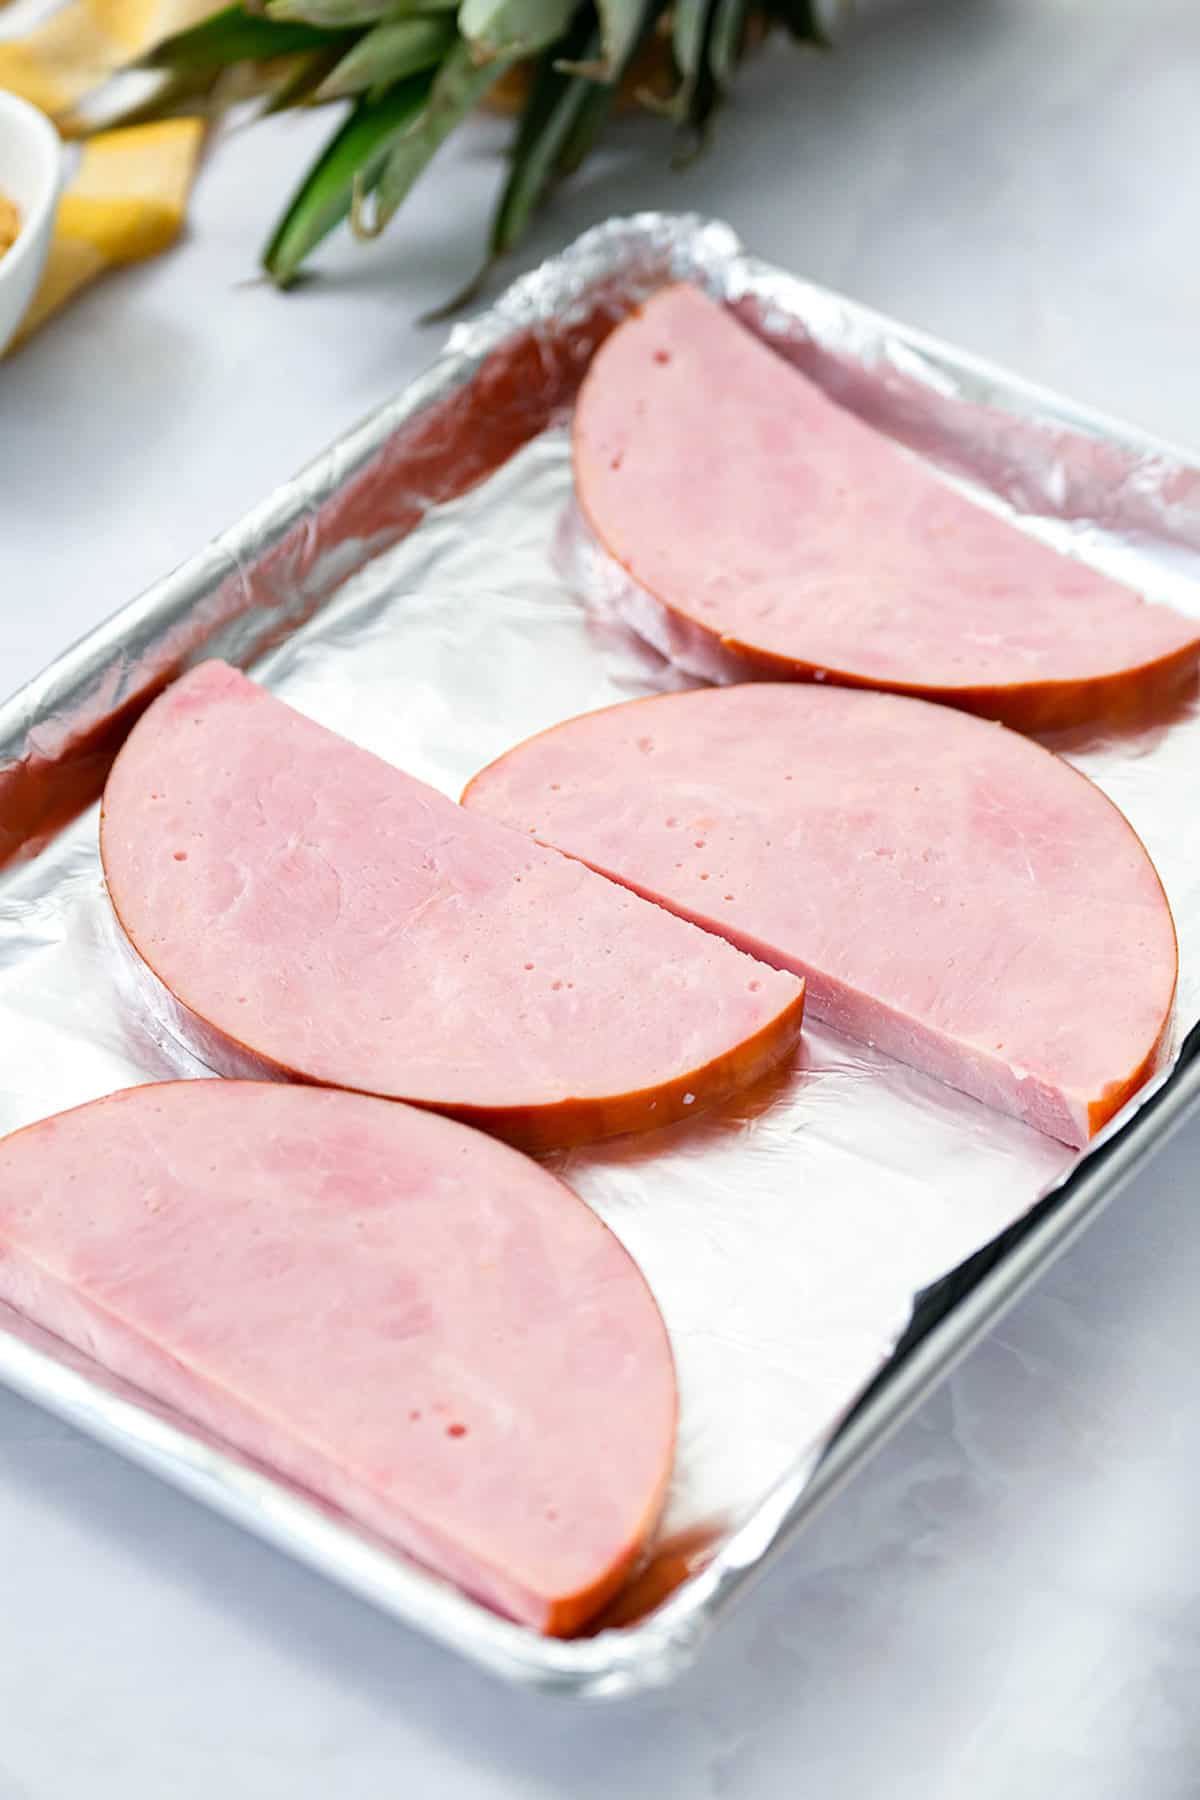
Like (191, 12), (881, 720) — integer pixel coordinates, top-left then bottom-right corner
(3, 0), (1200, 1791)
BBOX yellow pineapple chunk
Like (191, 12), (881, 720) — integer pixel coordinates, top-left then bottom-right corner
(60, 118), (206, 259)
(11, 117), (205, 348)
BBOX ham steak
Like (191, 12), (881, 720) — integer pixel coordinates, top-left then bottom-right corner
(100, 662), (804, 1151)
(573, 284), (1200, 731)
(463, 683), (1178, 1146)
(0, 1080), (677, 1633)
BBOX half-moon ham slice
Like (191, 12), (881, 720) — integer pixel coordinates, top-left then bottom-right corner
(0, 1080), (677, 1633)
(100, 663), (804, 1150)
(463, 684), (1178, 1146)
(572, 283), (1200, 731)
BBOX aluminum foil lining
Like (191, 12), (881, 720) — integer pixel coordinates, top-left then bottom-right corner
(0, 214), (1198, 1693)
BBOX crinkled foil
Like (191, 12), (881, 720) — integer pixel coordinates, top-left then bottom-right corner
(2, 215), (1200, 1697)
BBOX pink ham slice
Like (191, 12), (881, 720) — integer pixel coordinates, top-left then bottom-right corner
(463, 684), (1178, 1146)
(0, 1080), (677, 1634)
(100, 663), (803, 1151)
(573, 284), (1200, 732)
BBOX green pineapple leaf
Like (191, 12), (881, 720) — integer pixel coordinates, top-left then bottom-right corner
(458, 0), (580, 63)
(555, 0), (665, 170)
(353, 38), (507, 239)
(511, 13), (590, 160)
(668, 0), (718, 131)
(556, 0), (643, 81)
(552, 60), (614, 174)
(263, 75), (435, 284)
(315, 15), (456, 99)
(255, 43), (350, 113)
(267, 0), (453, 27)
(707, 0), (748, 90)
(491, 16), (596, 254)
(114, 0), (841, 294)
(140, 2), (338, 70)
(419, 7), (594, 315)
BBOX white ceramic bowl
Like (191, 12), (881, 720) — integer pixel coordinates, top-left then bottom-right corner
(0, 90), (62, 354)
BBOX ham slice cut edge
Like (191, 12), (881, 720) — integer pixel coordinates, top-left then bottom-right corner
(463, 683), (1179, 1147)
(572, 283), (1200, 732)
(0, 1080), (678, 1634)
(99, 662), (805, 1152)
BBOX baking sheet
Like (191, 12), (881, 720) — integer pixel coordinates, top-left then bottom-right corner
(1, 214), (1199, 1695)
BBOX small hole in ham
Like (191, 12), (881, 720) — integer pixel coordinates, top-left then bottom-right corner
(749, 980), (762, 992)
(637, 737), (654, 753)
(409, 1409), (421, 1422)
(446, 1422), (467, 1439)
(699, 873), (710, 881)
(552, 980), (564, 991)
(173, 851), (188, 862)
(693, 839), (705, 849)
(652, 350), (671, 365)
(724, 894), (735, 902)
(665, 816), (679, 828)
(523, 961), (535, 971)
